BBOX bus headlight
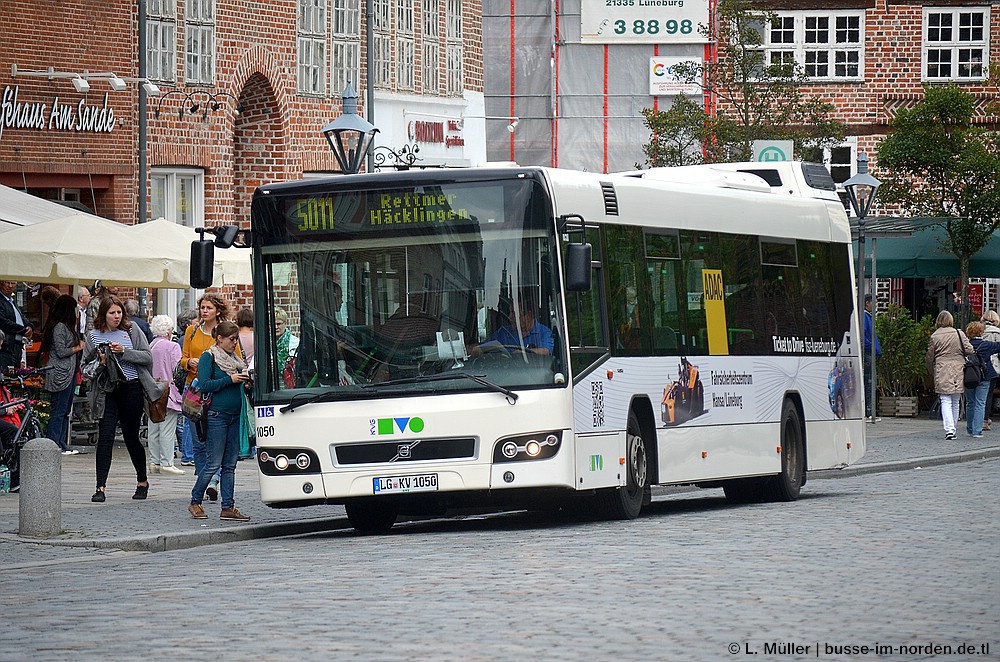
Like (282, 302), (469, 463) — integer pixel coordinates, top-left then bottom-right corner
(493, 431), (562, 463)
(258, 447), (321, 476)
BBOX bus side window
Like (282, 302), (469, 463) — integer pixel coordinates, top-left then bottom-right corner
(564, 228), (608, 377)
(606, 225), (651, 356)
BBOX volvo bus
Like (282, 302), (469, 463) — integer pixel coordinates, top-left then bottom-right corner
(230, 164), (865, 532)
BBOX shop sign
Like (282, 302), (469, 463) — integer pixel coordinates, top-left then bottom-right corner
(649, 57), (701, 96)
(407, 119), (465, 148)
(0, 85), (117, 142)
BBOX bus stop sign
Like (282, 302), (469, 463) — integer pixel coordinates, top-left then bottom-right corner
(753, 140), (793, 162)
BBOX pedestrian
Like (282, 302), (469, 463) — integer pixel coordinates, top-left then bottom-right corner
(174, 307), (199, 467)
(180, 293), (233, 501)
(925, 310), (974, 441)
(148, 315), (185, 475)
(124, 298), (154, 343)
(0, 280), (33, 375)
(981, 310), (1000, 431)
(863, 293), (881, 420)
(188, 321), (251, 522)
(39, 295), (84, 454)
(236, 307), (254, 363)
(76, 286), (91, 336)
(964, 321), (1000, 438)
(84, 295), (161, 502)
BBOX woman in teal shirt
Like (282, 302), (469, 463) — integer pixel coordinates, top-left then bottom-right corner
(188, 321), (252, 521)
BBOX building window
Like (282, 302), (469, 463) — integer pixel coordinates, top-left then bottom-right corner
(755, 11), (864, 81)
(298, 0), (327, 95)
(923, 7), (989, 81)
(185, 0), (215, 84)
(396, 0), (414, 90)
(374, 0), (392, 88)
(445, 0), (463, 95)
(147, 0), (176, 83)
(423, 0), (440, 93)
(332, 0), (361, 94)
(151, 168), (204, 317)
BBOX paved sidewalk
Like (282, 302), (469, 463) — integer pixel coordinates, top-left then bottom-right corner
(1, 415), (997, 556)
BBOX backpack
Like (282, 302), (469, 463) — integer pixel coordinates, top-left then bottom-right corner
(959, 331), (986, 389)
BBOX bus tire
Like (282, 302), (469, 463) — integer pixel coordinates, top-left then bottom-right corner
(345, 499), (398, 534)
(763, 400), (805, 502)
(599, 409), (647, 520)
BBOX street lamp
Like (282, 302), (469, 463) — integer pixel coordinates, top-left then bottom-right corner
(843, 151), (881, 422)
(321, 83), (378, 175)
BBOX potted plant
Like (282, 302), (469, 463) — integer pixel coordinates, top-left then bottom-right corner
(875, 305), (933, 417)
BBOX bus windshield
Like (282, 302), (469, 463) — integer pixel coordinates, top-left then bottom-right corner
(251, 175), (567, 402)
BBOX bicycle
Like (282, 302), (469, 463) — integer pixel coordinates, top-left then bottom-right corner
(0, 367), (52, 493)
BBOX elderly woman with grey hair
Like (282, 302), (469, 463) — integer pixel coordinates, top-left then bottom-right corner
(148, 314), (185, 475)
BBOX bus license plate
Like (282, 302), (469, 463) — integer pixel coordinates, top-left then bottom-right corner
(373, 474), (438, 494)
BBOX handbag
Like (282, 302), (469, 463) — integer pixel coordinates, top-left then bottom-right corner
(145, 379), (170, 423)
(182, 384), (211, 419)
(171, 361), (188, 392)
(958, 330), (985, 389)
(81, 353), (103, 381)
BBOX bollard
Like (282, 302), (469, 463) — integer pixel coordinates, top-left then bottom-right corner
(18, 437), (62, 538)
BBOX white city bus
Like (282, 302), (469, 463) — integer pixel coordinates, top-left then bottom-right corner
(237, 164), (865, 532)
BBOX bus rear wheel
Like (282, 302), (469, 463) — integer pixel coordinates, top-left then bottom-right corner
(763, 401), (805, 502)
(599, 410), (647, 520)
(345, 499), (398, 534)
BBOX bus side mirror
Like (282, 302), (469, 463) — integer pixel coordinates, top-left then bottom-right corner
(565, 243), (592, 292)
(190, 240), (215, 289)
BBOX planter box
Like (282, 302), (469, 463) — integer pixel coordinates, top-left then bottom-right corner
(878, 396), (919, 418)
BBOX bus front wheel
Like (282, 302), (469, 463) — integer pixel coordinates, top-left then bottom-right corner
(599, 410), (647, 520)
(345, 499), (398, 534)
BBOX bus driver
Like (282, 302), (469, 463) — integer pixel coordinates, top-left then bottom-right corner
(473, 299), (553, 357)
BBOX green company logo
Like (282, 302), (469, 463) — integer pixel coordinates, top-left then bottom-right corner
(758, 146), (787, 162)
(372, 416), (425, 436)
(589, 454), (604, 471)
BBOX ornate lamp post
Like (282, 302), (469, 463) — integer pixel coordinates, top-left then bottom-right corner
(844, 152), (881, 422)
(321, 83), (378, 175)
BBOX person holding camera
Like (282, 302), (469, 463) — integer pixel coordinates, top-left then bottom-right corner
(188, 321), (251, 521)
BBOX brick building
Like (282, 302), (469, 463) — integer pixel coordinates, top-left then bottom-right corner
(1, 0), (485, 322)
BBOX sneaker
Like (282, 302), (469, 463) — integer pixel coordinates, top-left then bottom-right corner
(91, 489), (106, 503)
(180, 460), (195, 466)
(148, 463), (161, 473)
(188, 503), (208, 519)
(160, 465), (186, 475)
(206, 483), (219, 502)
(62, 449), (80, 455)
(220, 507), (250, 522)
(972, 434), (984, 438)
(945, 432), (956, 440)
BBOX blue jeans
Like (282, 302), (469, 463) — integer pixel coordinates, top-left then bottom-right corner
(190, 409), (240, 509)
(190, 417), (221, 486)
(965, 380), (991, 436)
(180, 412), (194, 463)
(46, 383), (75, 451)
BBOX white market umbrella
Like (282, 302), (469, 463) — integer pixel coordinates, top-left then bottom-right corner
(0, 213), (177, 287)
(129, 218), (253, 286)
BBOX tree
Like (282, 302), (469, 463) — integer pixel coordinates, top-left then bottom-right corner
(640, 0), (845, 167)
(876, 84), (1000, 324)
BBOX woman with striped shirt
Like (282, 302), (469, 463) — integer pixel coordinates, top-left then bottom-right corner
(84, 295), (154, 502)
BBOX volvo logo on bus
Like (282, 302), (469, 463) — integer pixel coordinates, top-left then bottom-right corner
(391, 440), (420, 462)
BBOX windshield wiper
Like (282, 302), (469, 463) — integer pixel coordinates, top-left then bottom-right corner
(361, 371), (519, 404)
(279, 387), (344, 413)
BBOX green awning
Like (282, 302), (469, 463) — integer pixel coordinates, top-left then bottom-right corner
(854, 224), (1000, 278)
